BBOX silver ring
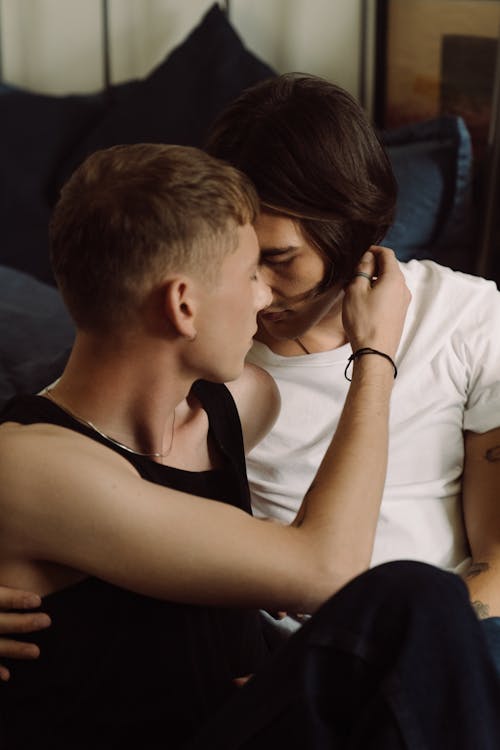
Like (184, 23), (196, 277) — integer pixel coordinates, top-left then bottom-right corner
(353, 271), (373, 281)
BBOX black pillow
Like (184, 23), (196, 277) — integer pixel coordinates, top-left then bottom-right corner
(57, 4), (276, 185)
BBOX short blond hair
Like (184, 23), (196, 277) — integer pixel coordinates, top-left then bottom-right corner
(50, 143), (259, 331)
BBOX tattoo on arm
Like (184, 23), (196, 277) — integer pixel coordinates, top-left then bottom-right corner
(465, 564), (491, 619)
(472, 600), (491, 620)
(485, 445), (500, 462)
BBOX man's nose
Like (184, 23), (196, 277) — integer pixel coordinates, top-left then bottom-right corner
(256, 275), (272, 311)
(258, 263), (274, 289)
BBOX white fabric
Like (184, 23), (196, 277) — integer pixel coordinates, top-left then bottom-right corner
(247, 260), (500, 572)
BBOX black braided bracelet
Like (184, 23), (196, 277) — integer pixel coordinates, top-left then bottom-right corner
(344, 347), (398, 382)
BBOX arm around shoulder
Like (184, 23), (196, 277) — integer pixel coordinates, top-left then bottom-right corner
(0, 424), (338, 614)
(0, 374), (391, 618)
(0, 250), (409, 617)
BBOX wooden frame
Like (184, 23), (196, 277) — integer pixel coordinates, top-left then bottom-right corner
(374, 0), (500, 280)
(374, 0), (500, 161)
(477, 32), (500, 279)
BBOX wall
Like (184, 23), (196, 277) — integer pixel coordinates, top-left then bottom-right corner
(0, 0), (370, 102)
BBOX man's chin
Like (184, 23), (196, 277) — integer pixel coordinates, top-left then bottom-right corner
(256, 318), (300, 343)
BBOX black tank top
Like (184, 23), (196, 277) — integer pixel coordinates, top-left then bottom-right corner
(0, 381), (269, 749)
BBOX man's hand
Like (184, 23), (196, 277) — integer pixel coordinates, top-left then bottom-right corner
(342, 246), (411, 358)
(0, 586), (51, 681)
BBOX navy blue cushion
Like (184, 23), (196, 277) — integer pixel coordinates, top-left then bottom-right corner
(0, 266), (73, 407)
(0, 79), (139, 284)
(0, 85), (110, 285)
(381, 116), (475, 271)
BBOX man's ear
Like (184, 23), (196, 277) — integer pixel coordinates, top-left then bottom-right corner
(163, 277), (198, 340)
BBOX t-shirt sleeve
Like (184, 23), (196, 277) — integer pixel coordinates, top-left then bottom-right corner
(463, 279), (500, 433)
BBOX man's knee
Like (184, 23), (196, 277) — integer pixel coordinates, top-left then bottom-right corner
(364, 559), (466, 600)
(311, 560), (471, 639)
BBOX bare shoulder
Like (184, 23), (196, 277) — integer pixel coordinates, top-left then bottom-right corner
(0, 423), (69, 546)
(226, 362), (281, 453)
(0, 420), (110, 463)
(0, 422), (136, 514)
(0, 421), (63, 472)
(0, 420), (146, 585)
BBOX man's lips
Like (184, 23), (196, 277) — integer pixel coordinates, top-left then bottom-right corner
(260, 309), (290, 322)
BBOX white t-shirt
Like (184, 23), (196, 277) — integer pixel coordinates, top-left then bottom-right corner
(247, 260), (500, 572)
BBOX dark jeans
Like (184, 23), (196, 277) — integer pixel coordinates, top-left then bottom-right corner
(481, 617), (500, 676)
(188, 561), (500, 749)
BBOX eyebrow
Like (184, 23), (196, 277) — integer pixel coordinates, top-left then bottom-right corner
(260, 246), (298, 257)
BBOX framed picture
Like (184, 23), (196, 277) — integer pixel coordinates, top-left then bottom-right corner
(374, 0), (500, 161)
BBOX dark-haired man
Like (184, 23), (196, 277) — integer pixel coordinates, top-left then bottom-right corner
(206, 74), (500, 642)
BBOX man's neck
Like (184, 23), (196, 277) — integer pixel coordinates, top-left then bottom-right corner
(256, 307), (348, 357)
(47, 331), (194, 462)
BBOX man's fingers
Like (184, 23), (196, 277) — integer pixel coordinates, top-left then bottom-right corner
(0, 638), (41, 659)
(365, 245), (398, 278)
(0, 586), (42, 611)
(342, 244), (410, 357)
(351, 249), (376, 284)
(0, 611), (51, 635)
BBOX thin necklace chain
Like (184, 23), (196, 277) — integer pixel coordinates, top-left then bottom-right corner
(295, 337), (311, 355)
(42, 388), (175, 459)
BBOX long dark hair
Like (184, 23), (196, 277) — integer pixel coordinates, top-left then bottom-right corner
(206, 73), (397, 288)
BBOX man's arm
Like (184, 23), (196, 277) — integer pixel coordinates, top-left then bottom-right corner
(0, 248), (409, 617)
(226, 361), (281, 454)
(462, 426), (500, 617)
(0, 586), (51, 681)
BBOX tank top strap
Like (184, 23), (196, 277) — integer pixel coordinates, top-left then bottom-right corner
(191, 379), (252, 513)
